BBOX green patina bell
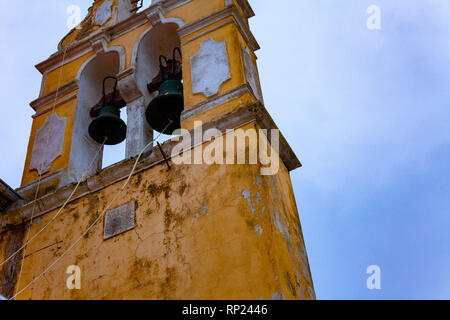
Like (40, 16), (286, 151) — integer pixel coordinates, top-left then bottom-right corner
(88, 76), (127, 145)
(88, 105), (127, 145)
(146, 79), (184, 134)
(146, 48), (184, 135)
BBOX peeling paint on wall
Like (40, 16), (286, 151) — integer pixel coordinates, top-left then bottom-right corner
(240, 189), (256, 214)
(254, 224), (263, 237)
(195, 202), (208, 218)
(270, 291), (285, 300)
(0, 225), (25, 298)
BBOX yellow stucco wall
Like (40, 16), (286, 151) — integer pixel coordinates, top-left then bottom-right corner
(9, 123), (313, 300)
(25, 0), (254, 183)
(182, 22), (247, 108)
(108, 22), (151, 68)
(21, 96), (77, 187)
(0, 225), (25, 298)
(1, 0), (314, 300)
(181, 92), (255, 131)
(166, 0), (225, 26)
(43, 54), (93, 95)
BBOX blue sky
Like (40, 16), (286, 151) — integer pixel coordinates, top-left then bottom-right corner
(0, 1), (448, 299)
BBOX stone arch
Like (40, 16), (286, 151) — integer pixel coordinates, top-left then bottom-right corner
(123, 21), (183, 147)
(68, 50), (123, 181)
(132, 22), (182, 104)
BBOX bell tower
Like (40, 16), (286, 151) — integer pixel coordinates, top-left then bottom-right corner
(0, 0), (315, 300)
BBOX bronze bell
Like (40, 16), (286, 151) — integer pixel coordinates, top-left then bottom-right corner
(88, 76), (127, 145)
(146, 48), (184, 134)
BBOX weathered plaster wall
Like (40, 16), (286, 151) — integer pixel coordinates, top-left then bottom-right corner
(5, 0), (315, 300)
(6, 126), (313, 300)
(0, 225), (25, 298)
(261, 163), (316, 299)
(22, 0), (256, 189)
(21, 99), (77, 187)
(166, 0), (225, 26)
(43, 54), (94, 95)
(181, 92), (255, 131)
(109, 22), (151, 68)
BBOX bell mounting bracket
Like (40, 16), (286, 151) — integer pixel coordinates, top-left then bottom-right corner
(157, 142), (171, 171)
(147, 47), (182, 94)
(89, 76), (127, 118)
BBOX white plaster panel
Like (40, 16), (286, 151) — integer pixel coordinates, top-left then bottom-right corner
(190, 38), (231, 97)
(95, 0), (113, 26)
(30, 113), (67, 175)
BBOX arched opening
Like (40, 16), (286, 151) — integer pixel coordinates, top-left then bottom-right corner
(69, 51), (126, 181)
(134, 22), (181, 144)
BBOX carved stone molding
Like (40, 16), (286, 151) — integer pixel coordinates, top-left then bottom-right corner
(32, 94), (78, 119)
(16, 169), (71, 202)
(145, 3), (166, 26)
(178, 5), (259, 51)
(35, 0), (192, 79)
(163, 0), (192, 11)
(181, 84), (255, 122)
(234, 0), (255, 19)
(90, 32), (112, 55)
(242, 46), (263, 103)
(3, 102), (301, 229)
(30, 80), (79, 112)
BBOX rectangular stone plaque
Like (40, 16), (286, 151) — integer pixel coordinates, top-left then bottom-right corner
(104, 201), (136, 240)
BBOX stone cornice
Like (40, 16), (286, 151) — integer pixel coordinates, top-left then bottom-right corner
(34, 1), (253, 80)
(164, 0), (192, 11)
(30, 80), (79, 112)
(0, 179), (22, 213)
(205, 102), (302, 173)
(32, 94), (78, 119)
(35, 40), (93, 76)
(178, 5), (259, 51)
(181, 83), (256, 121)
(34, 0), (187, 76)
(1, 103), (300, 230)
(16, 169), (70, 201)
(236, 0), (255, 19)
(108, 6), (150, 39)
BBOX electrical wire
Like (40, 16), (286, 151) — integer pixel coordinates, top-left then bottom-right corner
(2, 46), (73, 269)
(10, 124), (170, 300)
(14, 175), (42, 298)
(13, 45), (71, 299)
(0, 138), (105, 269)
